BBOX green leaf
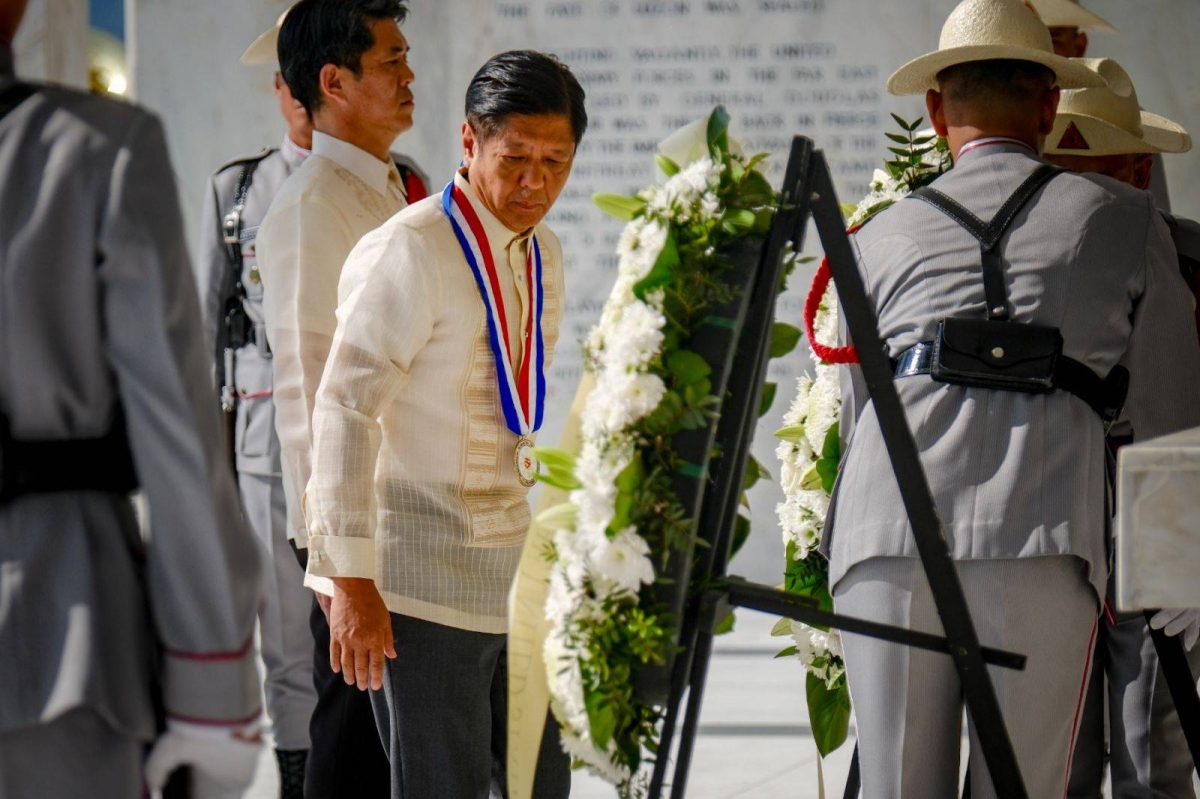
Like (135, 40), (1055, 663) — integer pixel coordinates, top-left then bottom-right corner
(533, 447), (576, 472)
(729, 513), (751, 558)
(890, 112), (910, 131)
(707, 105), (732, 159)
(586, 690), (618, 749)
(609, 456), (645, 533)
(884, 132), (910, 144)
(592, 193), (646, 221)
(839, 202), (858, 220)
(632, 229), (679, 300)
(713, 611), (736, 635)
(906, 116), (923, 132)
(821, 422), (841, 461)
(739, 169), (776, 205)
(770, 322), (803, 358)
(770, 616), (794, 636)
(912, 135), (936, 145)
(807, 673), (851, 757)
(758, 381), (778, 418)
(774, 424), (806, 443)
(743, 455), (771, 491)
(534, 501), (578, 530)
(774, 646), (799, 658)
(816, 458), (839, 494)
(536, 470), (581, 492)
(887, 146), (912, 158)
(799, 464), (824, 491)
(655, 153), (681, 177)
(745, 152), (770, 173)
(666, 349), (712, 387)
(722, 208), (756, 232)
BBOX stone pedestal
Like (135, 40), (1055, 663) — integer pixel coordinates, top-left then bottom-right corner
(1116, 425), (1200, 610)
(12, 0), (88, 89)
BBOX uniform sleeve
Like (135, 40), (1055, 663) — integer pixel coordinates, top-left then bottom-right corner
(304, 226), (438, 584)
(97, 112), (262, 727)
(195, 173), (230, 390)
(257, 195), (356, 546)
(1122, 207), (1200, 441)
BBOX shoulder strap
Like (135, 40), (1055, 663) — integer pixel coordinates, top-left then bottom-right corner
(0, 82), (36, 124)
(912, 165), (1062, 320)
(222, 158), (264, 291)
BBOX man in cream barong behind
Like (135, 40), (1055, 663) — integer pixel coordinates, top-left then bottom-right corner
(1040, 56), (1200, 798)
(303, 51), (585, 797)
(822, 0), (1200, 796)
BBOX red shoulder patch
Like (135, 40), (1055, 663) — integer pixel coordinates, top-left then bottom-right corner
(1057, 121), (1090, 151)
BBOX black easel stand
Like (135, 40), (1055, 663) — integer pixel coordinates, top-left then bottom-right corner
(648, 136), (1030, 798)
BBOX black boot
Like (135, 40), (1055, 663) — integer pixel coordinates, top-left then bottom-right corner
(275, 748), (308, 799)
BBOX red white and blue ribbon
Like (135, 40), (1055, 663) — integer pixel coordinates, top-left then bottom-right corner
(443, 180), (545, 437)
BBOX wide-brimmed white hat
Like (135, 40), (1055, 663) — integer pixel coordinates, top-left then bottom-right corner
(240, 8), (291, 66)
(1027, 0), (1118, 33)
(1045, 58), (1192, 156)
(887, 0), (1109, 96)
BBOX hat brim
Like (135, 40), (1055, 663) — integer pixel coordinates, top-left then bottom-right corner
(1035, 1), (1119, 34)
(240, 26), (280, 66)
(1045, 111), (1193, 156)
(887, 44), (1109, 96)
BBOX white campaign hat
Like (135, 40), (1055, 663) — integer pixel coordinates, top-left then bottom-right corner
(887, 0), (1109, 96)
(1026, 0), (1118, 33)
(240, 7), (291, 66)
(1045, 58), (1192, 156)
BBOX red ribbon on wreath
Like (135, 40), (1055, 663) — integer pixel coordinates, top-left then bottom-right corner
(802, 224), (863, 365)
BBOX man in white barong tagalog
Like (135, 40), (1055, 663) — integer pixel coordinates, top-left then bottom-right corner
(255, 0), (416, 794)
(303, 50), (586, 798)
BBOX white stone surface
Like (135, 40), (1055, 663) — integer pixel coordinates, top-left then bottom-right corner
(12, 0), (88, 88)
(1117, 424), (1200, 611)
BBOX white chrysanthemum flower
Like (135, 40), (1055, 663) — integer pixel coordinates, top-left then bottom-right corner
(591, 526), (655, 594)
(603, 300), (667, 373)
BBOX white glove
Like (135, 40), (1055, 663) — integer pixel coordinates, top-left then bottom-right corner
(145, 720), (262, 799)
(1149, 608), (1200, 651)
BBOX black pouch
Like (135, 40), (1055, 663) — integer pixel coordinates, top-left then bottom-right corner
(930, 317), (1062, 393)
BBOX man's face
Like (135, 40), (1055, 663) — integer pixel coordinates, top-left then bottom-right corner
(1048, 26), (1088, 58)
(462, 113), (577, 232)
(274, 72), (314, 141)
(341, 19), (415, 138)
(1044, 151), (1153, 189)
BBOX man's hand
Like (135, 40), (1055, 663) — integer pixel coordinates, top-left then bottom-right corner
(329, 577), (396, 690)
(315, 591), (332, 621)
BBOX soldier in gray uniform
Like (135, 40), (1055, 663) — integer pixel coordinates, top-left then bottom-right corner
(196, 16), (318, 797)
(1041, 57), (1200, 799)
(825, 1), (1200, 796)
(0, 1), (263, 797)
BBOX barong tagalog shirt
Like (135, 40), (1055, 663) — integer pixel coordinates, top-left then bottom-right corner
(257, 130), (407, 546)
(304, 171), (564, 633)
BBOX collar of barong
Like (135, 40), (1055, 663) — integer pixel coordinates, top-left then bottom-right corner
(454, 168), (535, 250)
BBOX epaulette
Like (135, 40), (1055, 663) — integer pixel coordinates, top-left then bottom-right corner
(212, 147), (277, 177)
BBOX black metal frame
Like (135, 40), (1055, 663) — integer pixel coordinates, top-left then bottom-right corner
(648, 136), (1031, 798)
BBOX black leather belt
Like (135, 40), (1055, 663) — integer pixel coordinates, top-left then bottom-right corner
(0, 411), (139, 504)
(893, 341), (1129, 425)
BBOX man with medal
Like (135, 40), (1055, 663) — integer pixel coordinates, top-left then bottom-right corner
(302, 50), (585, 796)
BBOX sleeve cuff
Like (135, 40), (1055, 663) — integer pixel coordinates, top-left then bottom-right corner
(306, 534), (375, 580)
(162, 642), (262, 726)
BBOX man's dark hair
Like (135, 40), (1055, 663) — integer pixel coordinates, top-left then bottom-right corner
(465, 50), (588, 146)
(278, 0), (408, 117)
(936, 59), (1056, 107)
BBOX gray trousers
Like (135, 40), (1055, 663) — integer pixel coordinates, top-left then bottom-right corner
(1068, 609), (1200, 798)
(239, 471), (316, 751)
(834, 556), (1098, 799)
(0, 709), (141, 798)
(370, 613), (571, 799)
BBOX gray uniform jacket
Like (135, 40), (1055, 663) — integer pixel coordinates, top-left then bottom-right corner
(825, 143), (1200, 601)
(0, 49), (262, 738)
(197, 144), (305, 477)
